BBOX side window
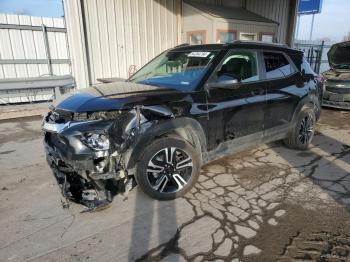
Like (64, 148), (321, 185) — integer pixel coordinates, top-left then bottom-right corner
(263, 52), (295, 79)
(211, 51), (259, 83)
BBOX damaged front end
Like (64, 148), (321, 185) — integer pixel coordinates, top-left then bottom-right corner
(42, 107), (149, 211)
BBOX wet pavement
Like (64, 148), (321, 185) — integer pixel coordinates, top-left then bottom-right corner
(0, 109), (349, 262)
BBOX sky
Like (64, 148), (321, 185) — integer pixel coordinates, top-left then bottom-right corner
(296, 0), (350, 42)
(0, 0), (348, 42)
(0, 0), (63, 18)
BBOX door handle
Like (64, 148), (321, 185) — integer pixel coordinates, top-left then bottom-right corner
(251, 88), (265, 96)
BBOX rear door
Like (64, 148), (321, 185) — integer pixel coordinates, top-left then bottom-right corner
(262, 51), (302, 131)
(205, 49), (266, 151)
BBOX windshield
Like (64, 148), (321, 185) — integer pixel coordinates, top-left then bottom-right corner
(128, 50), (219, 91)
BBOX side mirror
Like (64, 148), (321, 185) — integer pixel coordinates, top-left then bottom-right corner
(205, 79), (239, 89)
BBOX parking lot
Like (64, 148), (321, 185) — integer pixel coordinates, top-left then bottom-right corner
(0, 108), (350, 262)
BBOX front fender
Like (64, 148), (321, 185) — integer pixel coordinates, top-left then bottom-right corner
(124, 117), (207, 174)
(291, 90), (321, 125)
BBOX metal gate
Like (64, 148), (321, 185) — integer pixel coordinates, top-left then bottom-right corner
(294, 40), (333, 74)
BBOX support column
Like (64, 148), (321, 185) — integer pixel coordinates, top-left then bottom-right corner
(176, 0), (183, 44)
(62, 0), (90, 89)
(286, 0), (299, 47)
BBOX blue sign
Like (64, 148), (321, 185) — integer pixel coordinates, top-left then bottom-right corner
(298, 0), (323, 15)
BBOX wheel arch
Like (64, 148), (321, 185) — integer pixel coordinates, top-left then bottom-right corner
(291, 94), (320, 125)
(124, 117), (207, 173)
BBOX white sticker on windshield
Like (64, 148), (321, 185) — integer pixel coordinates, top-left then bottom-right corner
(188, 52), (211, 58)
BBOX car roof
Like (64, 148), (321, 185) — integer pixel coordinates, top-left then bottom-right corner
(172, 41), (302, 55)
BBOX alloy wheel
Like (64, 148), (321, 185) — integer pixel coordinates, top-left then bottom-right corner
(146, 147), (193, 193)
(298, 115), (315, 145)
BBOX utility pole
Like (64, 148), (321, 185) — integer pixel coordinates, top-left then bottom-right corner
(295, 14), (301, 39)
(309, 13), (315, 40)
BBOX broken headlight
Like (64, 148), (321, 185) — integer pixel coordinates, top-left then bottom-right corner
(82, 133), (110, 151)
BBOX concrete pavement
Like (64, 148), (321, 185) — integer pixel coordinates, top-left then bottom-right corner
(0, 109), (350, 261)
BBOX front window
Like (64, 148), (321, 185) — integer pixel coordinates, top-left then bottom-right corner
(128, 50), (219, 91)
(210, 50), (259, 84)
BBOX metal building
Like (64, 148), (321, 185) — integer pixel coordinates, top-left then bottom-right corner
(183, 1), (279, 44)
(63, 0), (298, 89)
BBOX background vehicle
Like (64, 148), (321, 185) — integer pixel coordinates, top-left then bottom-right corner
(322, 41), (350, 110)
(42, 41), (323, 210)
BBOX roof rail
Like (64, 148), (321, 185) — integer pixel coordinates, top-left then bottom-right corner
(226, 40), (289, 48)
(222, 40), (241, 46)
(174, 43), (190, 48)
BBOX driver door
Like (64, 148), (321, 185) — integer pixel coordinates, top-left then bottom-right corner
(205, 49), (267, 151)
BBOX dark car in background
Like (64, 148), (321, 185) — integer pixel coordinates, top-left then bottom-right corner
(322, 41), (350, 109)
(42, 41), (323, 210)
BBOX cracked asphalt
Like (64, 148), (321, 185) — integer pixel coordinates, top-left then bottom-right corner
(0, 108), (350, 262)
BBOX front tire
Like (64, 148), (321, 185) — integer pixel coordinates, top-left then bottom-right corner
(135, 136), (200, 200)
(284, 107), (316, 150)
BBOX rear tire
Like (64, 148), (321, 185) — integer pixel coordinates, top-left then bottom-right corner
(134, 136), (200, 200)
(284, 107), (316, 150)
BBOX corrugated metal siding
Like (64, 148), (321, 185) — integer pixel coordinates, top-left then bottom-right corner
(0, 14), (70, 79)
(246, 0), (291, 43)
(183, 3), (213, 42)
(78, 0), (177, 85)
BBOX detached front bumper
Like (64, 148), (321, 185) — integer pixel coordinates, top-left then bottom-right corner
(44, 131), (110, 176)
(41, 108), (149, 210)
(44, 133), (117, 210)
(42, 117), (128, 210)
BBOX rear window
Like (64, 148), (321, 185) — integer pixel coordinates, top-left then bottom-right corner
(301, 57), (316, 75)
(263, 52), (296, 79)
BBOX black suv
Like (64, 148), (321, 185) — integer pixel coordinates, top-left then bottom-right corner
(42, 42), (323, 210)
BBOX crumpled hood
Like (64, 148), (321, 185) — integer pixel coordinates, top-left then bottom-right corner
(327, 41), (350, 69)
(54, 81), (185, 113)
